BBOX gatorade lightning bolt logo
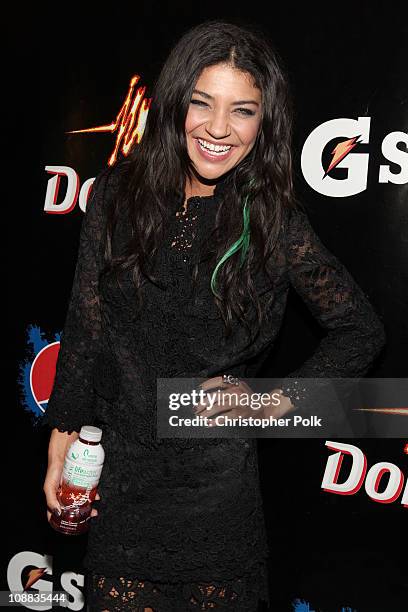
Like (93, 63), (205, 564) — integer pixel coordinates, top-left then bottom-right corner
(68, 74), (152, 166)
(323, 135), (362, 178)
(24, 568), (48, 590)
(18, 324), (61, 422)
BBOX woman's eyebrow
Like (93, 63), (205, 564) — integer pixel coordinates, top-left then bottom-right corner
(192, 89), (260, 106)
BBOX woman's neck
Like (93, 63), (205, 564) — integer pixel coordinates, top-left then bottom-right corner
(184, 176), (216, 200)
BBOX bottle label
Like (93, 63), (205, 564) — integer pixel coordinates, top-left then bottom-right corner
(59, 456), (103, 508)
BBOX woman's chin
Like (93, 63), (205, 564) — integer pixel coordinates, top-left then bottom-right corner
(191, 163), (233, 183)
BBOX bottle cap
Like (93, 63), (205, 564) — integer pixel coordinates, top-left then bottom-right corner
(80, 425), (102, 442)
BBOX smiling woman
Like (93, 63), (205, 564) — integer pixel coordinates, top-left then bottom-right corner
(100, 19), (299, 345)
(43, 18), (386, 612)
(185, 64), (262, 183)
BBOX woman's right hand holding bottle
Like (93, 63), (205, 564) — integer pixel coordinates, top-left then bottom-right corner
(43, 429), (101, 526)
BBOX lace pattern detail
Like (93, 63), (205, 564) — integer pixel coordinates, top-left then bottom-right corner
(170, 201), (199, 262)
(283, 206), (386, 378)
(41, 166), (116, 434)
(86, 562), (268, 611)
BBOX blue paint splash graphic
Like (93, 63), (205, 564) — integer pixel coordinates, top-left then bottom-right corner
(292, 599), (357, 612)
(17, 324), (61, 424)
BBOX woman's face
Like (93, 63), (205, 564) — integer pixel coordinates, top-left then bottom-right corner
(185, 63), (262, 182)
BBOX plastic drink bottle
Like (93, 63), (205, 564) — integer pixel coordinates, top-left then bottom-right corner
(50, 425), (105, 535)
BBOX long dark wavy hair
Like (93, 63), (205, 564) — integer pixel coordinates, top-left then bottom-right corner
(102, 20), (298, 348)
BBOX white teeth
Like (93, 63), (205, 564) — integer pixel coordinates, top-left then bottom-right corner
(197, 138), (232, 154)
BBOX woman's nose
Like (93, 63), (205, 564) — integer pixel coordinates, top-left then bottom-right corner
(205, 110), (231, 140)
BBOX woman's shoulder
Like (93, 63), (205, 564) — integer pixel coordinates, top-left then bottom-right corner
(282, 200), (309, 226)
(86, 160), (129, 226)
(91, 160), (127, 203)
(280, 201), (321, 246)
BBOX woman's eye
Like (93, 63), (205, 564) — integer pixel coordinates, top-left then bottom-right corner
(190, 99), (208, 107)
(235, 108), (256, 117)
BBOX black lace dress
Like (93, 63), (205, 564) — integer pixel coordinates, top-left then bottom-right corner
(42, 164), (386, 611)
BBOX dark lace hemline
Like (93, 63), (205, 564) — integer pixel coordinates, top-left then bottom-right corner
(85, 560), (270, 611)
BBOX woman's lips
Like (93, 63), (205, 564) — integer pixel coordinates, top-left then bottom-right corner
(193, 137), (235, 162)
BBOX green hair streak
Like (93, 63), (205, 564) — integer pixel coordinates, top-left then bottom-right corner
(210, 180), (255, 299)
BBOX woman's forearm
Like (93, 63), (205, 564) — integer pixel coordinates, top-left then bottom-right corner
(48, 429), (79, 466)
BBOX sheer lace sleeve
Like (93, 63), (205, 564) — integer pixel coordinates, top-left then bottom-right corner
(42, 168), (112, 434)
(282, 206), (386, 389)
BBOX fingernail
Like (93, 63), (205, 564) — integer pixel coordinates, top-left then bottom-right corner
(53, 507), (61, 516)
